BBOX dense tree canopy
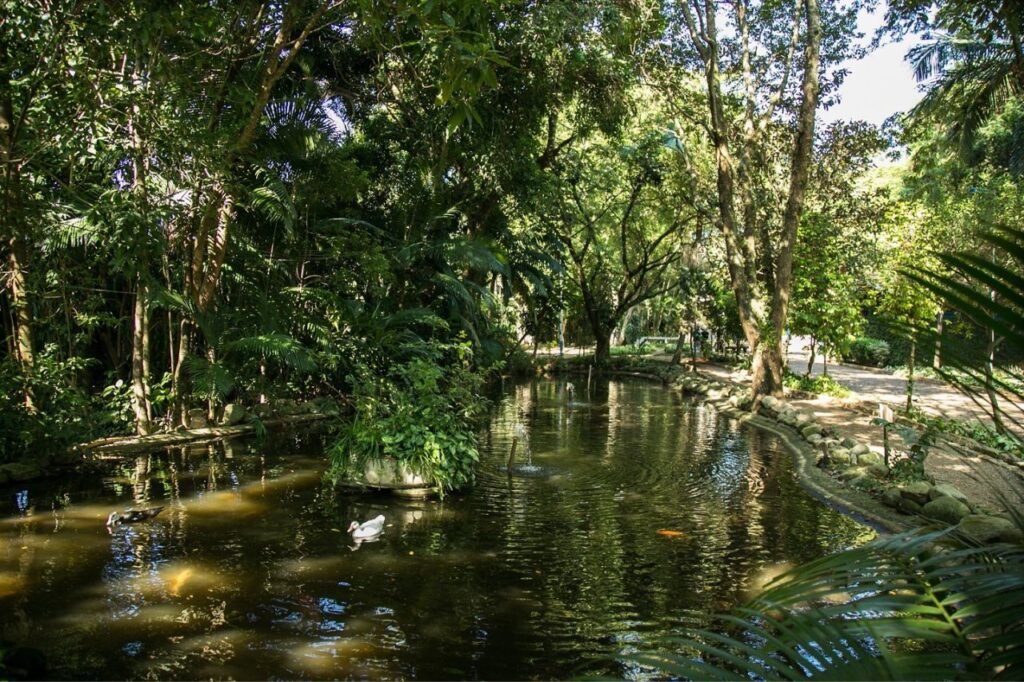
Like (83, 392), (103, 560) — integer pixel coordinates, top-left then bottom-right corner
(0, 0), (1020, 463)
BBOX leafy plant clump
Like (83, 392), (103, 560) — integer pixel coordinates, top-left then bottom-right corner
(845, 337), (891, 367)
(905, 407), (1024, 459)
(329, 341), (490, 494)
(784, 370), (852, 398)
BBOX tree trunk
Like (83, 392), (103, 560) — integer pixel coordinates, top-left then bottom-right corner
(172, 318), (191, 426)
(130, 277), (153, 435)
(751, 341), (785, 398)
(206, 344), (218, 423)
(690, 325), (699, 371)
(985, 318), (1007, 435)
(982, 247), (1006, 432)
(595, 332), (611, 365)
(671, 325), (686, 366)
(805, 337), (817, 378)
(905, 337), (915, 414)
(6, 235), (35, 411)
(693, 0), (821, 404)
(933, 310), (943, 370)
(557, 309), (566, 356)
(1, 69), (35, 387)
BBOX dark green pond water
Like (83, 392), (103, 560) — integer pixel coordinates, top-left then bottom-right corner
(0, 378), (873, 679)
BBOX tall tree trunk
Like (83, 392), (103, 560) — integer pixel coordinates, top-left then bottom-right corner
(693, 0), (822, 403)
(671, 317), (686, 366)
(172, 319), (191, 426)
(985, 280), (1007, 433)
(1, 62), (34, 410)
(206, 345), (218, 423)
(558, 309), (566, 356)
(805, 337), (817, 378)
(933, 310), (943, 370)
(595, 331), (611, 364)
(690, 325), (699, 371)
(130, 277), (153, 435)
(905, 336), (916, 413)
(757, 0), (822, 400)
(188, 0), (331, 324)
(612, 305), (636, 347)
(7, 236), (35, 411)
(985, 330), (1007, 435)
(751, 342), (785, 398)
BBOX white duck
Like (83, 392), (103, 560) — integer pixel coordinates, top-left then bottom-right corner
(348, 514), (385, 539)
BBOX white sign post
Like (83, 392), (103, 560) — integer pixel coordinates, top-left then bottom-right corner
(878, 403), (894, 467)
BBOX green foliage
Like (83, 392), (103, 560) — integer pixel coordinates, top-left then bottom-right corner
(845, 337), (892, 367)
(637, 526), (1024, 679)
(328, 340), (489, 494)
(873, 414), (940, 482)
(905, 407), (1024, 459)
(904, 225), (1024, 435)
(0, 346), (98, 462)
(783, 371), (852, 398)
(610, 345), (652, 357)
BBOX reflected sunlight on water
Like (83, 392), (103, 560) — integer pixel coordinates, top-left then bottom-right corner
(0, 380), (876, 679)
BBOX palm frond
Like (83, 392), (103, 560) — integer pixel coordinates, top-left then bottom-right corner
(638, 528), (1024, 679)
(224, 332), (316, 372)
(249, 169), (297, 232)
(182, 355), (235, 402)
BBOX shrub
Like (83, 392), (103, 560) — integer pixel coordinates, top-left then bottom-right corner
(845, 337), (890, 367)
(784, 370), (852, 398)
(0, 346), (100, 463)
(502, 348), (536, 376)
(328, 340), (489, 494)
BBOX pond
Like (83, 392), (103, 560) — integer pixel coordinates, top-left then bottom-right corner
(0, 378), (874, 679)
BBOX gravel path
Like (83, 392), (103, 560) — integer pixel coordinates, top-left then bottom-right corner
(788, 343), (1005, 427)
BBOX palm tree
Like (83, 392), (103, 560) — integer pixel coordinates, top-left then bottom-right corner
(902, 0), (1023, 169)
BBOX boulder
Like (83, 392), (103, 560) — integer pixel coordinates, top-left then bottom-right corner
(801, 423), (823, 438)
(898, 497), (923, 515)
(794, 411), (815, 428)
(957, 514), (1024, 544)
(857, 452), (883, 467)
(0, 462), (43, 483)
(881, 487), (902, 508)
(929, 484), (968, 504)
(841, 437), (858, 449)
(762, 395), (781, 412)
(850, 443), (870, 456)
(900, 481), (932, 505)
(806, 433), (823, 446)
(779, 410), (798, 426)
(252, 404), (274, 419)
(222, 403), (246, 425)
(866, 463), (890, 479)
(829, 448), (852, 465)
(840, 466), (867, 481)
(921, 496), (971, 525)
(187, 408), (208, 429)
